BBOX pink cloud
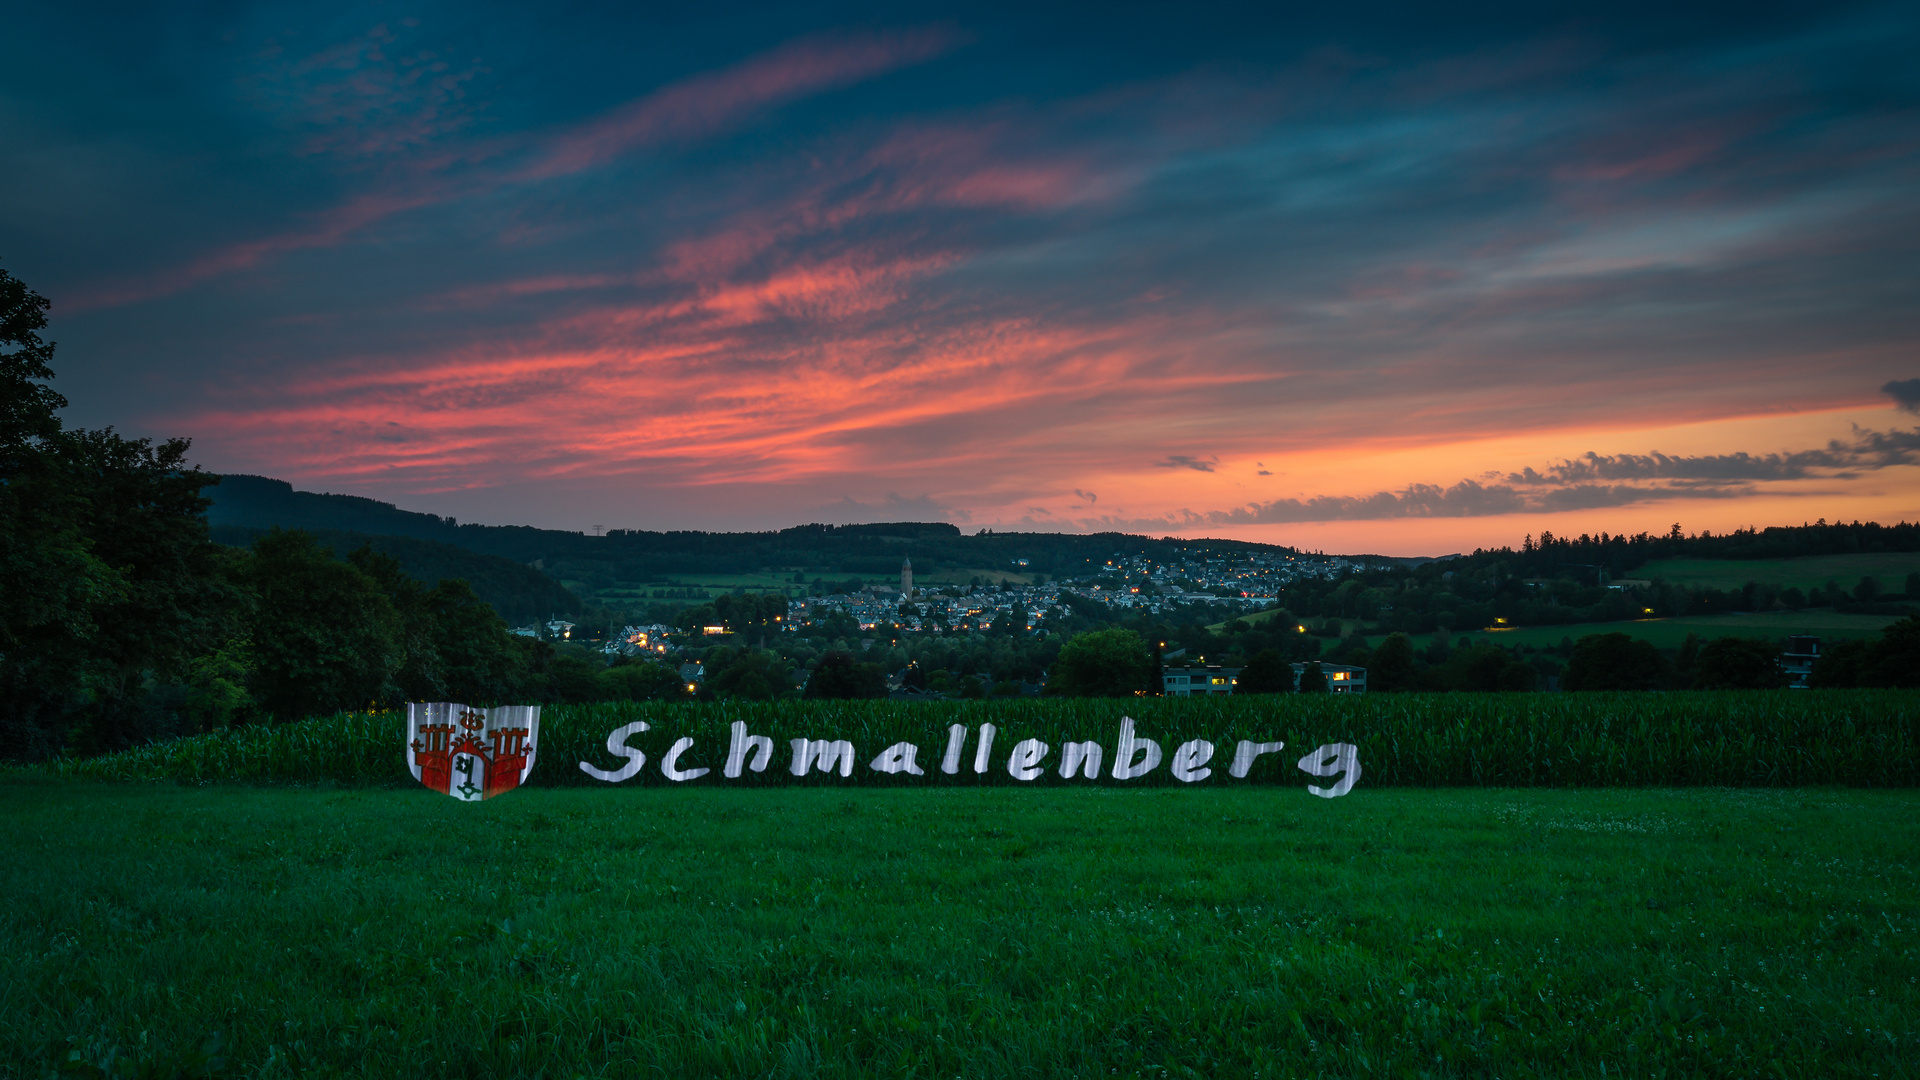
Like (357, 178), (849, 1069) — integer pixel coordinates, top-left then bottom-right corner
(524, 28), (962, 180)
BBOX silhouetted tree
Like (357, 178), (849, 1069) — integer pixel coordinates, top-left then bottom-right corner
(1562, 633), (1670, 691)
(1047, 628), (1151, 697)
(1691, 637), (1788, 690)
(1235, 648), (1295, 694)
(1367, 633), (1419, 692)
(805, 651), (886, 699)
(247, 530), (403, 719)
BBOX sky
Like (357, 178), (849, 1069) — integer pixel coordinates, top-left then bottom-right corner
(2, 1), (1917, 555)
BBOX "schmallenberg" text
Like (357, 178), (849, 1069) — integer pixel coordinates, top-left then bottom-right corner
(579, 717), (1360, 797)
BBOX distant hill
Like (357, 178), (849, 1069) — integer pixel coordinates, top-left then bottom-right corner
(208, 524), (588, 626)
(201, 475), (1305, 582)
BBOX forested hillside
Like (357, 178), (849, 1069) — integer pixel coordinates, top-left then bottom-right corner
(208, 526), (586, 625)
(205, 474), (1307, 580)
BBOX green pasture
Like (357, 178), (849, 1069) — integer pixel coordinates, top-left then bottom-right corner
(1476, 610), (1902, 651)
(914, 567), (1034, 587)
(1639, 553), (1920, 593)
(3, 782), (1913, 1079)
(582, 572), (806, 603)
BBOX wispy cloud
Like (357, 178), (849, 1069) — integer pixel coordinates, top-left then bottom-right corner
(1156, 455), (1217, 472)
(63, 27), (963, 313)
(522, 28), (961, 180)
(1884, 378), (1920, 414)
(1198, 427), (1920, 525)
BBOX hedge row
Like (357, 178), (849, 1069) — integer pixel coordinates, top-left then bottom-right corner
(45, 690), (1919, 788)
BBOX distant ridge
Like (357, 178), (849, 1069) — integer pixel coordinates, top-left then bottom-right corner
(208, 522), (587, 625)
(201, 475), (1309, 583)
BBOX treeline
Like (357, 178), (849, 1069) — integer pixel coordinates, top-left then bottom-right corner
(207, 474), (1297, 580)
(1476, 520), (1919, 578)
(0, 268), (656, 761)
(1217, 555), (1919, 638)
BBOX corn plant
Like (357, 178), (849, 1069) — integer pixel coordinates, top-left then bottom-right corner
(46, 690), (1918, 788)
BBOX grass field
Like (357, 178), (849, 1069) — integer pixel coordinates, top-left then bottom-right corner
(1639, 554), (1920, 593)
(1477, 610), (1904, 651)
(3, 783), (1913, 1078)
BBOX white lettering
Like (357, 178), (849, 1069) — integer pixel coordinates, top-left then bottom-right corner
(1229, 740), (1286, 778)
(869, 742), (926, 775)
(578, 721), (648, 783)
(1006, 738), (1049, 781)
(661, 737), (709, 782)
(1111, 716), (1162, 780)
(791, 739), (856, 777)
(1059, 741), (1103, 779)
(941, 723), (967, 775)
(725, 721), (773, 778)
(1170, 739), (1214, 783)
(1297, 743), (1361, 797)
(972, 723), (997, 774)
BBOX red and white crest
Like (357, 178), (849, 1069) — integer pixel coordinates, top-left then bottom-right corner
(407, 702), (540, 801)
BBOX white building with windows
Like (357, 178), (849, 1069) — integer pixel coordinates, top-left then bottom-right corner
(1163, 666), (1239, 695)
(1292, 662), (1367, 693)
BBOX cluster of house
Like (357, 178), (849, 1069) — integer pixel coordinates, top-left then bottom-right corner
(1161, 662), (1368, 695)
(602, 624), (677, 657)
(784, 558), (1063, 634)
(1088, 550), (1387, 616)
(782, 554), (1326, 633)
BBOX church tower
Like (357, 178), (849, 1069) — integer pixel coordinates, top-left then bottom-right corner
(901, 556), (913, 598)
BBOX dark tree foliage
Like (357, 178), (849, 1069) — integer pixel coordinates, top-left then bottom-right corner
(715, 592), (788, 634)
(543, 651), (605, 703)
(247, 531), (404, 719)
(422, 578), (536, 704)
(1234, 648), (1295, 694)
(1367, 633), (1419, 692)
(1047, 628), (1152, 697)
(1433, 643), (1537, 692)
(1563, 633), (1671, 691)
(1690, 637), (1789, 690)
(1, 267), (235, 758)
(599, 660), (686, 701)
(214, 525), (585, 624)
(1808, 617), (1920, 688)
(0, 265), (63, 456)
(701, 647), (787, 700)
(1297, 661), (1329, 693)
(805, 651), (887, 699)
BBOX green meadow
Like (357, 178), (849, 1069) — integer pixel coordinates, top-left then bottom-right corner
(3, 782), (1914, 1079)
(1475, 610), (1903, 651)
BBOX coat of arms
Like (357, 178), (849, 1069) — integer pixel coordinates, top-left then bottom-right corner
(407, 702), (540, 800)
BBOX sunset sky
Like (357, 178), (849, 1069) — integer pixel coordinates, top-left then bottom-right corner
(3, 1), (1917, 555)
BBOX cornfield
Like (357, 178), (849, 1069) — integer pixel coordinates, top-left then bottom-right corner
(45, 690), (1918, 788)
